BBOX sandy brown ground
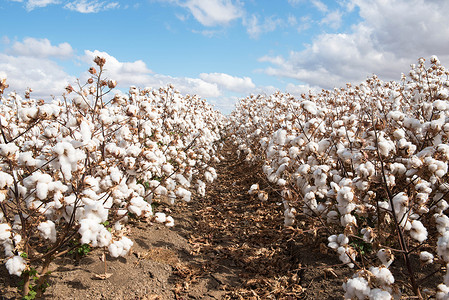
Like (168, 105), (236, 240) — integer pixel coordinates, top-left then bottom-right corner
(0, 142), (352, 299)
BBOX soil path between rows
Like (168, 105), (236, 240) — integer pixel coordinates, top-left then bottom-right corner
(1, 142), (349, 299)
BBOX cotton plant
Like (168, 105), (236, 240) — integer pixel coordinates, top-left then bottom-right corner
(0, 57), (225, 297)
(229, 56), (449, 298)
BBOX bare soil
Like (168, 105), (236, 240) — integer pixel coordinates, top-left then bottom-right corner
(0, 143), (353, 300)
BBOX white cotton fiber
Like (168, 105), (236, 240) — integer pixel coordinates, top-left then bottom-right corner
(108, 236), (133, 258)
(37, 220), (57, 243)
(154, 212), (167, 223)
(410, 220), (428, 243)
(165, 216), (174, 227)
(0, 223), (11, 241)
(5, 255), (26, 276)
(0, 171), (13, 189)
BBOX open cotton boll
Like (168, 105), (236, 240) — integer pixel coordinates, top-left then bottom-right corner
(248, 183), (259, 195)
(343, 276), (370, 299)
(196, 180), (206, 197)
(0, 171), (13, 189)
(5, 255), (26, 276)
(437, 231), (449, 262)
(0, 143), (18, 157)
(0, 223), (11, 241)
(301, 100), (317, 115)
(154, 212), (167, 223)
(108, 236), (133, 258)
(337, 246), (355, 268)
(420, 251), (434, 264)
(165, 216), (174, 227)
(436, 284), (449, 300)
(328, 234), (349, 250)
(377, 249), (394, 268)
(410, 220), (428, 242)
(369, 288), (392, 300)
(258, 191), (268, 201)
(284, 207), (296, 226)
(436, 214), (449, 234)
(37, 220), (57, 243)
(369, 266), (394, 286)
(176, 187), (191, 202)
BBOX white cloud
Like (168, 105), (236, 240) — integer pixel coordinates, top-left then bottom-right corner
(83, 50), (221, 97)
(199, 72), (255, 92)
(260, 0), (449, 89)
(311, 0), (328, 12)
(182, 0), (243, 26)
(0, 53), (74, 98)
(153, 74), (221, 97)
(244, 14), (284, 39)
(9, 38), (74, 59)
(64, 0), (119, 13)
(24, 0), (59, 10)
(83, 50), (153, 86)
(285, 83), (319, 96)
(320, 10), (342, 29)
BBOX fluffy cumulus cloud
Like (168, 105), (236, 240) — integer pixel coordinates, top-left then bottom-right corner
(244, 15), (284, 39)
(83, 50), (221, 97)
(182, 0), (243, 26)
(199, 72), (255, 93)
(0, 53), (74, 98)
(0, 37), (75, 98)
(260, 0), (449, 89)
(8, 38), (73, 59)
(83, 50), (153, 87)
(64, 0), (119, 13)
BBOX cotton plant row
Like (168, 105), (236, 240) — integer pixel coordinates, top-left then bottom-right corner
(0, 57), (224, 296)
(229, 56), (449, 299)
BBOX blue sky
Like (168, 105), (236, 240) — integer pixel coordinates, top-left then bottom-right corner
(1, 0), (448, 113)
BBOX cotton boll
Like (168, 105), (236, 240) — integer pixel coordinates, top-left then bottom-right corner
(410, 220), (428, 242)
(341, 214), (357, 227)
(5, 255), (26, 276)
(369, 266), (394, 286)
(435, 214), (449, 234)
(154, 185), (168, 196)
(154, 212), (166, 223)
(337, 246), (355, 268)
(277, 178), (287, 186)
(369, 288), (392, 300)
(108, 236), (133, 258)
(258, 191), (268, 201)
(343, 276), (370, 299)
(248, 184), (259, 195)
(377, 249), (394, 268)
(37, 220), (57, 243)
(284, 207), (296, 226)
(0, 223), (11, 241)
(327, 210), (339, 224)
(438, 231), (449, 262)
(176, 187), (191, 202)
(0, 143), (18, 157)
(301, 100), (317, 115)
(328, 234), (348, 250)
(361, 227), (374, 243)
(420, 251), (434, 265)
(0, 171), (13, 189)
(436, 284), (449, 300)
(165, 216), (174, 227)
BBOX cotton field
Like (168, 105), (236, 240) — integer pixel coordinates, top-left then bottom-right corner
(1, 56), (449, 299)
(228, 56), (449, 299)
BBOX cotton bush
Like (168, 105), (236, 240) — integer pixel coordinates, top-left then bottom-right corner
(0, 56), (225, 296)
(229, 57), (449, 298)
